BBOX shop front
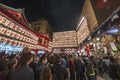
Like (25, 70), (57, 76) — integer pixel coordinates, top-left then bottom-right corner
(81, 7), (120, 57)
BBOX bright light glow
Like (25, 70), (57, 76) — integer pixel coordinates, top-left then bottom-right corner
(38, 51), (45, 54)
(107, 28), (119, 34)
(96, 38), (100, 41)
(0, 43), (23, 51)
(90, 43), (93, 45)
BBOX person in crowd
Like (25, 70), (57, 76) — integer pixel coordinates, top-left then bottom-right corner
(51, 55), (68, 80)
(116, 54), (120, 79)
(103, 55), (110, 72)
(61, 54), (68, 68)
(40, 66), (52, 80)
(108, 54), (120, 80)
(0, 60), (9, 80)
(0, 52), (6, 72)
(115, 35), (120, 51)
(75, 55), (86, 80)
(30, 55), (40, 74)
(89, 56), (97, 75)
(85, 58), (96, 80)
(5, 59), (18, 80)
(10, 52), (34, 80)
(116, 53), (120, 66)
(9, 54), (16, 60)
(108, 56), (117, 80)
(69, 55), (75, 80)
(98, 56), (105, 77)
(35, 54), (47, 80)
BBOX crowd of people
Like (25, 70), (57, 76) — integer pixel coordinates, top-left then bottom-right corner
(0, 51), (120, 80)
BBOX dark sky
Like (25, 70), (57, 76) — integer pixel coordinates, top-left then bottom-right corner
(0, 0), (85, 32)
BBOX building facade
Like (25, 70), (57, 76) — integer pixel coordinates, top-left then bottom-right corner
(80, 0), (98, 33)
(30, 18), (53, 39)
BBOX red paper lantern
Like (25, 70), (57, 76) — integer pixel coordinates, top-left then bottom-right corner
(2, 38), (7, 44)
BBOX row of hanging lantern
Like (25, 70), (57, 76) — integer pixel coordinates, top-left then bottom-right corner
(0, 36), (38, 49)
(0, 15), (51, 51)
(0, 26), (38, 44)
(0, 15), (38, 41)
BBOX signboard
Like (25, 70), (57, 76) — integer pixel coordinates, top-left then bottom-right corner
(0, 43), (23, 51)
(91, 0), (120, 24)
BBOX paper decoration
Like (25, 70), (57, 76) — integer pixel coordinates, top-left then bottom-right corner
(0, 16), (3, 23)
(6, 29), (11, 36)
(103, 47), (107, 54)
(14, 25), (18, 31)
(0, 27), (6, 34)
(11, 31), (15, 37)
(9, 39), (13, 45)
(110, 42), (118, 51)
(19, 35), (23, 40)
(2, 38), (7, 44)
(16, 33), (19, 39)
(22, 30), (25, 34)
(4, 20), (9, 26)
(0, 16), (40, 49)
(97, 42), (100, 49)
(13, 41), (17, 46)
(9, 23), (14, 29)
(18, 28), (22, 32)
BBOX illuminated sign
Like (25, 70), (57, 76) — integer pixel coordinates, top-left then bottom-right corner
(0, 43), (23, 51)
(53, 30), (78, 47)
(0, 15), (38, 41)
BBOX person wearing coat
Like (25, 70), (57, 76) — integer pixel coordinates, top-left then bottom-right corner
(10, 53), (34, 80)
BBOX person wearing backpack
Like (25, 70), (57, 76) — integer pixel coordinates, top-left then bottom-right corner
(51, 55), (68, 80)
(35, 54), (47, 80)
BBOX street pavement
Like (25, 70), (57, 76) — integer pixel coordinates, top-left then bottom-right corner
(97, 72), (112, 80)
(67, 68), (112, 80)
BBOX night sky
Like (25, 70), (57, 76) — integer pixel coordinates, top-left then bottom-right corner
(0, 0), (85, 32)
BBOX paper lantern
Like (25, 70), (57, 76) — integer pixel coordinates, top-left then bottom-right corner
(10, 23), (14, 29)
(0, 17), (7, 26)
(6, 21), (12, 27)
(18, 28), (22, 32)
(21, 29), (24, 34)
(22, 36), (25, 41)
(14, 25), (18, 31)
(11, 31), (15, 37)
(0, 16), (3, 23)
(17, 42), (20, 46)
(16, 33), (20, 39)
(20, 35), (23, 40)
(4, 20), (9, 26)
(13, 41), (17, 46)
(0, 27), (6, 34)
(9, 39), (13, 45)
(2, 38), (8, 44)
(6, 29), (11, 36)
